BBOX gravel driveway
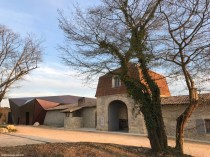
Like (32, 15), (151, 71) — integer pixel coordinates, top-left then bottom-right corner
(0, 125), (210, 157)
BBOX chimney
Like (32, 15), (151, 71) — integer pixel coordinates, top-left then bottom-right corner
(78, 97), (85, 106)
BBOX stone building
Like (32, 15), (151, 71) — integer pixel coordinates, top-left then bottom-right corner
(9, 95), (93, 125)
(45, 97), (96, 129)
(8, 64), (210, 142)
(95, 64), (210, 142)
(95, 64), (171, 133)
(161, 94), (210, 141)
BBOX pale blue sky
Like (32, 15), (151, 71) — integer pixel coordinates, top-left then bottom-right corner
(0, 0), (102, 107)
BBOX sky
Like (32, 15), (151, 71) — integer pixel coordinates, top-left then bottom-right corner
(0, 0), (102, 107)
(0, 0), (203, 107)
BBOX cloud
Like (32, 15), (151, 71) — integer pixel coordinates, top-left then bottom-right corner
(10, 63), (97, 97)
(0, 63), (97, 107)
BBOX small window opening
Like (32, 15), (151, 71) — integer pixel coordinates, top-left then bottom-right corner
(112, 76), (121, 88)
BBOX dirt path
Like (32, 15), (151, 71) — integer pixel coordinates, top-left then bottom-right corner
(1, 126), (210, 157)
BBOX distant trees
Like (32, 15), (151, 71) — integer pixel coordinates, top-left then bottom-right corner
(0, 25), (42, 102)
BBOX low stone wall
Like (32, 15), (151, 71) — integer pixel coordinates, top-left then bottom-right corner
(64, 117), (83, 129)
(82, 107), (96, 128)
(44, 110), (65, 127)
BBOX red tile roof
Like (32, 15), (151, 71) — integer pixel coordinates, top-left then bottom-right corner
(161, 93), (210, 105)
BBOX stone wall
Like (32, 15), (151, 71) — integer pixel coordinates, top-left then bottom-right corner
(63, 108), (96, 129)
(97, 94), (210, 142)
(44, 110), (65, 127)
(64, 116), (83, 129)
(82, 107), (96, 128)
(96, 94), (146, 134)
(162, 104), (210, 142)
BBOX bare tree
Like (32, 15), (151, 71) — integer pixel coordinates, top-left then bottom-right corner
(0, 25), (42, 102)
(157, 0), (210, 154)
(59, 0), (170, 153)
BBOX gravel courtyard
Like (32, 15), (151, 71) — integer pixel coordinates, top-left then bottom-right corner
(0, 126), (210, 157)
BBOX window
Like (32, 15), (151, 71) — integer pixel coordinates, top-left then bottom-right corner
(196, 119), (210, 134)
(112, 76), (121, 88)
(205, 119), (210, 134)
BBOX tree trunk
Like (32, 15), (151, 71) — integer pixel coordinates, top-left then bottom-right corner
(141, 101), (168, 152)
(176, 115), (185, 154)
(0, 92), (5, 103)
(140, 58), (168, 151)
(123, 75), (168, 152)
(175, 88), (199, 154)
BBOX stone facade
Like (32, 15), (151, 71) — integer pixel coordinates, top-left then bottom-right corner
(64, 107), (96, 129)
(96, 94), (146, 134)
(64, 113), (83, 129)
(96, 93), (210, 141)
(162, 104), (210, 142)
(44, 110), (65, 127)
(95, 66), (210, 142)
(82, 107), (96, 128)
(96, 65), (171, 134)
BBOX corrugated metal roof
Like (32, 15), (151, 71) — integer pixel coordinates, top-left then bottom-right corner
(36, 99), (60, 110)
(24, 98), (35, 105)
(9, 99), (30, 106)
(9, 95), (93, 107)
(36, 95), (80, 104)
